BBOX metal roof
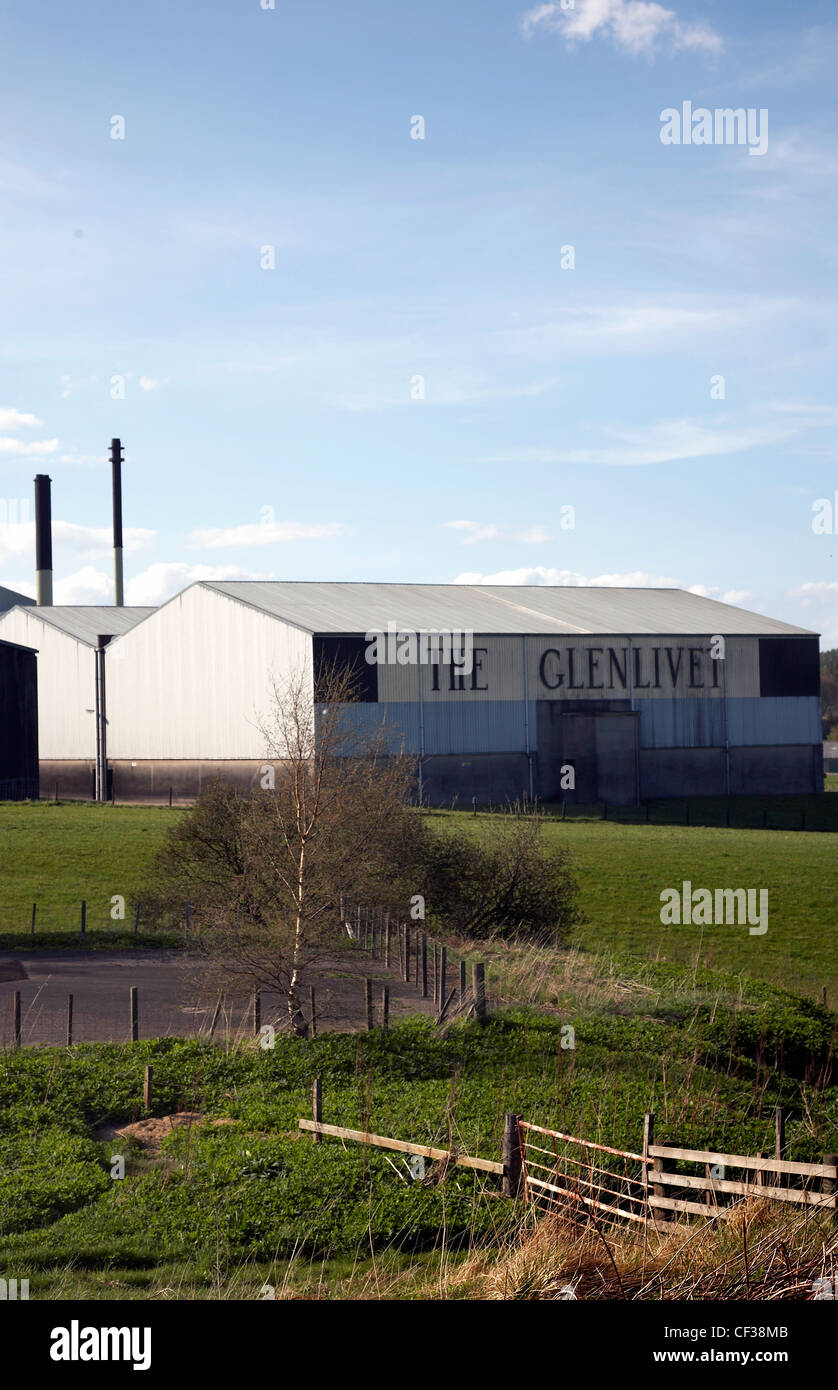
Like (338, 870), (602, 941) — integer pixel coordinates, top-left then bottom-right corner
(0, 585), (35, 615)
(3, 605), (157, 646)
(203, 581), (814, 637)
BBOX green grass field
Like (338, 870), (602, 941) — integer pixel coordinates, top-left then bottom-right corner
(438, 807), (838, 1003)
(1, 800), (836, 1000)
(0, 801), (183, 945)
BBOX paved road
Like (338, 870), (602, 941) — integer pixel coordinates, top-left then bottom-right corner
(0, 948), (439, 1046)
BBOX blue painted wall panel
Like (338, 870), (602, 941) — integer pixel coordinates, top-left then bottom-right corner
(726, 697), (821, 747)
(637, 699), (724, 748)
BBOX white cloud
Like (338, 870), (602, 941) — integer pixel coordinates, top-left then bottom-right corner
(454, 566), (682, 586)
(188, 521), (345, 548)
(788, 582), (838, 643)
(53, 566), (115, 605)
(489, 417), (796, 467)
(0, 436), (59, 456)
(59, 374), (97, 399)
(336, 375), (561, 412)
(0, 521), (155, 568)
(687, 584), (754, 606)
(0, 408), (41, 430)
(125, 562), (271, 606)
(40, 562), (271, 607)
(138, 376), (166, 391)
(521, 0), (723, 56)
(444, 520), (551, 545)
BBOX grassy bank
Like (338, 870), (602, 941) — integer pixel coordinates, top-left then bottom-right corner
(438, 808), (838, 1002)
(1, 947), (836, 1299)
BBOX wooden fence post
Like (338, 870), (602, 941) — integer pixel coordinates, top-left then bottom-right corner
(80, 900), (86, 936)
(651, 1142), (668, 1202)
(312, 1077), (322, 1145)
(823, 1153), (838, 1228)
(439, 947), (447, 1010)
(472, 963), (486, 1022)
(143, 1065), (153, 1110)
(502, 1112), (522, 1197)
(365, 977), (374, 1031)
(421, 933), (428, 998)
(129, 986), (138, 1042)
(774, 1105), (785, 1188)
(12, 990), (21, 1049)
(309, 985), (317, 1038)
(133, 903), (140, 938)
(66, 993), (74, 1046)
(253, 989), (261, 1034)
(643, 1112), (654, 1215)
(459, 959), (466, 999)
(432, 944), (438, 1005)
(381, 985), (389, 1032)
(385, 913), (391, 967)
(30, 903), (36, 936)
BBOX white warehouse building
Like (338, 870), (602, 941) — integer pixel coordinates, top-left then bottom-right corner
(78, 579), (826, 804)
(0, 604), (155, 796)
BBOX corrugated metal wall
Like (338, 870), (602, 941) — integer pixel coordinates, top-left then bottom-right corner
(0, 609), (96, 760)
(107, 586), (312, 759)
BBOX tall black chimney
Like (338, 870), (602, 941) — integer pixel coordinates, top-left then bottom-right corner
(34, 473), (53, 605)
(111, 438), (124, 606)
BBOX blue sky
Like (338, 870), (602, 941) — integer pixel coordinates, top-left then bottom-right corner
(1, 0), (837, 640)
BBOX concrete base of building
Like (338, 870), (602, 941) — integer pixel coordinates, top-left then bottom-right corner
(39, 760), (269, 802)
(420, 753), (531, 807)
(38, 743), (824, 805)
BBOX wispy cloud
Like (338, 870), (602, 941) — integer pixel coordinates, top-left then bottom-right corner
(125, 563), (270, 607)
(0, 407), (41, 430)
(0, 521), (155, 567)
(453, 567), (759, 610)
(454, 565), (683, 586)
(487, 417), (796, 467)
(188, 521), (345, 549)
(521, 0), (723, 57)
(444, 520), (551, 545)
(0, 436), (59, 456)
(788, 581), (838, 643)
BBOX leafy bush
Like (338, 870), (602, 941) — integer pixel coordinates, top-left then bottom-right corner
(420, 809), (583, 944)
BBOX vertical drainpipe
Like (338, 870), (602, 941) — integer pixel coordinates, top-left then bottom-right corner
(94, 637), (107, 801)
(417, 635), (424, 805)
(523, 635), (533, 801)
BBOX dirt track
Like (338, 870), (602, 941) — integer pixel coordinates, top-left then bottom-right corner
(0, 947), (440, 1046)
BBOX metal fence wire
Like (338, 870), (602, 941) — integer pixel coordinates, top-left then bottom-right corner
(519, 1121), (650, 1226)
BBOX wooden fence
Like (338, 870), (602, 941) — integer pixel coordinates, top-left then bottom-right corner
(300, 1094), (838, 1227)
(520, 1111), (838, 1227)
(340, 898), (488, 1025)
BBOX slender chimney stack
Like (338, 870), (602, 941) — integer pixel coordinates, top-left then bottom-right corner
(34, 473), (53, 606)
(111, 438), (124, 607)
